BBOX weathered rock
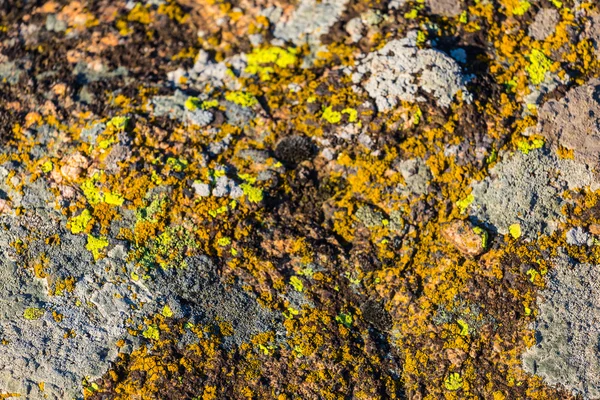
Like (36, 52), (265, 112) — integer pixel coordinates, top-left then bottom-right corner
(441, 219), (487, 257)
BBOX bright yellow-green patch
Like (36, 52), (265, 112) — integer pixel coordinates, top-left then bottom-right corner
(456, 194), (474, 214)
(162, 305), (173, 318)
(240, 183), (263, 203)
(341, 108), (358, 123)
(69, 209), (92, 234)
(143, 324), (160, 340)
(509, 223), (522, 239)
(526, 49), (553, 85)
(517, 138), (544, 154)
(322, 106), (342, 124)
(457, 319), (469, 336)
(104, 192), (124, 206)
(225, 91), (258, 107)
(245, 46), (298, 80)
(290, 276), (303, 292)
(218, 237), (231, 246)
(24, 307), (45, 320)
(41, 161), (53, 173)
(86, 235), (109, 261)
(184, 96), (201, 111)
(473, 226), (488, 248)
(107, 116), (129, 131)
(444, 372), (463, 390)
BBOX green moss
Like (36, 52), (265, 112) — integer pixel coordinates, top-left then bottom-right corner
(335, 313), (353, 328)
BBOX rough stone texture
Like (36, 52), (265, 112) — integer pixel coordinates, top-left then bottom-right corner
(395, 158), (432, 195)
(529, 9), (560, 41)
(566, 227), (592, 246)
(537, 79), (600, 170)
(523, 255), (600, 399)
(273, 0), (349, 45)
(353, 32), (469, 111)
(469, 148), (597, 239)
(427, 0), (462, 17)
(441, 219), (487, 257)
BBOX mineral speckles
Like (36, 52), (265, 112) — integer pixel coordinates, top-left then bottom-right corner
(273, 0), (349, 45)
(523, 256), (600, 399)
(537, 79), (600, 170)
(427, 0), (462, 18)
(441, 219), (487, 257)
(352, 32), (469, 111)
(469, 149), (564, 239)
(529, 8), (560, 41)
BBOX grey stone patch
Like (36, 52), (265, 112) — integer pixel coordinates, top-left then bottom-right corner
(224, 101), (255, 127)
(103, 131), (134, 174)
(427, 0), (461, 17)
(469, 148), (598, 239)
(273, 0), (349, 46)
(150, 91), (213, 127)
(147, 256), (283, 348)
(168, 50), (243, 92)
(0, 212), (148, 400)
(529, 8), (560, 41)
(523, 255), (600, 399)
(185, 108), (213, 127)
(395, 158), (432, 195)
(80, 122), (106, 144)
(566, 227), (592, 246)
(192, 181), (211, 197)
(150, 90), (188, 120)
(585, 14), (600, 58)
(352, 32), (469, 111)
(248, 33), (264, 46)
(45, 14), (67, 32)
(0, 61), (23, 84)
(524, 72), (568, 108)
(389, 0), (408, 8)
(72, 62), (129, 83)
(537, 79), (600, 170)
(345, 17), (364, 43)
(212, 175), (243, 198)
(356, 205), (385, 228)
(208, 134), (232, 156)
